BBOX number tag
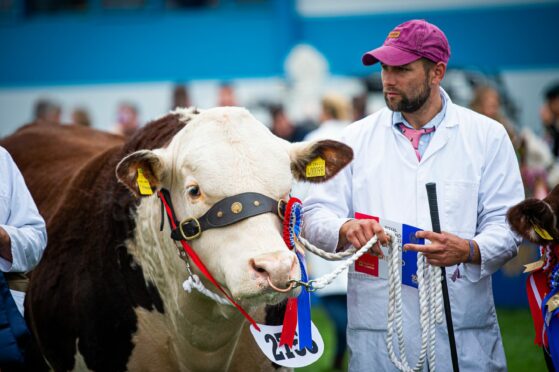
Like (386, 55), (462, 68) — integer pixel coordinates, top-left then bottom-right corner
(250, 322), (324, 368)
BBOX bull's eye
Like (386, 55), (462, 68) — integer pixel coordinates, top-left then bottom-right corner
(186, 185), (201, 198)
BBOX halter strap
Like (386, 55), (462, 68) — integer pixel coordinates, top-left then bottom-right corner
(161, 189), (286, 241)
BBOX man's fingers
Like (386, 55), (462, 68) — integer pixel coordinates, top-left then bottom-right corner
(368, 242), (382, 256)
(404, 243), (430, 252)
(372, 226), (389, 245)
(404, 243), (444, 254)
(354, 230), (371, 248)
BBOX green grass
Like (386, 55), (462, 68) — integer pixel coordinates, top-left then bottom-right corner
(296, 307), (545, 372)
(498, 308), (546, 372)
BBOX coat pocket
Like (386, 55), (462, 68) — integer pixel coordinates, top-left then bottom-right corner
(443, 181), (479, 237)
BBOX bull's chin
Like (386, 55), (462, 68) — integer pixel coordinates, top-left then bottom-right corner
(232, 287), (299, 308)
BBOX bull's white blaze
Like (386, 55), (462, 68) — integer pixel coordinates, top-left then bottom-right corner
(125, 107), (302, 371)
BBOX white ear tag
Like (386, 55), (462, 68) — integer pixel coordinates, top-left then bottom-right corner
(249, 322), (324, 368)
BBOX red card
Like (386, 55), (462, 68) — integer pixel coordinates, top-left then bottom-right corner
(354, 213), (380, 276)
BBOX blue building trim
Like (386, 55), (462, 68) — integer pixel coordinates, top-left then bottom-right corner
(0, 1), (557, 87)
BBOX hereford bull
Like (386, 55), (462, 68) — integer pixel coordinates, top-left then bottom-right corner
(0, 107), (353, 372)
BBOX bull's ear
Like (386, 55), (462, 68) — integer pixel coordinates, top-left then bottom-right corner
(116, 150), (164, 197)
(289, 139), (353, 183)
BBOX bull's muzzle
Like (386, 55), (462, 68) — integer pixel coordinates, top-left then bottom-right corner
(249, 251), (298, 293)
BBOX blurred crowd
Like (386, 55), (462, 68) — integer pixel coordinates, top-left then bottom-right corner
(30, 79), (559, 202)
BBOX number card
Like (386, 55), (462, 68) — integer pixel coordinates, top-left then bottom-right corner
(250, 322), (324, 368)
(354, 212), (424, 288)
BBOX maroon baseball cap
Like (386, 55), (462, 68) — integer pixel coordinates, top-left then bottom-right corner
(362, 19), (451, 66)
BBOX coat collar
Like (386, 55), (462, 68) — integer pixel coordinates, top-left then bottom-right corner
(381, 87), (460, 129)
(383, 87), (461, 164)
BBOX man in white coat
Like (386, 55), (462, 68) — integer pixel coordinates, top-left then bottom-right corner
(302, 19), (524, 371)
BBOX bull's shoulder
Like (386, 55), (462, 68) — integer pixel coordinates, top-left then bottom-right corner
(0, 123), (123, 220)
(121, 111), (189, 154)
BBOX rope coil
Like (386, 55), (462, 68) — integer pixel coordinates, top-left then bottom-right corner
(298, 233), (444, 372)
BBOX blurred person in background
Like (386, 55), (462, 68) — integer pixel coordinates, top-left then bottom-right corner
(33, 99), (61, 125)
(269, 104), (311, 142)
(470, 85), (518, 147)
(305, 93), (351, 142)
(541, 82), (559, 158)
(352, 93), (368, 122)
(71, 107), (91, 127)
(113, 102), (139, 138)
(172, 84), (191, 110)
(217, 82), (237, 106)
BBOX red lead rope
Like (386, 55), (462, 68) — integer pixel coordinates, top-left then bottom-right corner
(158, 191), (260, 331)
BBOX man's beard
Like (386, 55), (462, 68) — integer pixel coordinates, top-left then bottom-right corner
(384, 78), (431, 113)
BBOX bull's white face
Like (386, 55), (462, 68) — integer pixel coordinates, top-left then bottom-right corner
(117, 107), (353, 307)
(162, 108), (297, 304)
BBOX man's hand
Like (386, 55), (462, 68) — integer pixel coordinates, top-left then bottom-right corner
(338, 219), (389, 255)
(404, 230), (480, 266)
(0, 226), (12, 263)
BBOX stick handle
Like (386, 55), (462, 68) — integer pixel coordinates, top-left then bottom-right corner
(426, 182), (460, 372)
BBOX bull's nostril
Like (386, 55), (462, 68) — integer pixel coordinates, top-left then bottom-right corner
(249, 258), (269, 277)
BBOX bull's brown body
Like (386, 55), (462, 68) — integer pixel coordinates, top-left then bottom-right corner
(1, 119), (285, 371)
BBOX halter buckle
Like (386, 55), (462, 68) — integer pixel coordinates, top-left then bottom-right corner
(179, 218), (202, 240)
(277, 199), (287, 220)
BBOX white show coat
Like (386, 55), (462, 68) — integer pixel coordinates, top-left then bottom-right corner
(0, 146), (47, 314)
(302, 92), (524, 371)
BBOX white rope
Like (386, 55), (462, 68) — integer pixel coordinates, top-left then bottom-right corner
(182, 274), (231, 306)
(296, 236), (377, 290)
(299, 232), (444, 372)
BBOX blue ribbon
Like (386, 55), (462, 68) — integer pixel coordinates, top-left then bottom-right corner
(542, 287), (559, 370)
(551, 264), (559, 290)
(295, 249), (312, 351)
(288, 202), (302, 248)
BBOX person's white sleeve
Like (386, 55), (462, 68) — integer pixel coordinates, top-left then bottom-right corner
(0, 148), (47, 272)
(461, 127), (524, 282)
(302, 159), (353, 253)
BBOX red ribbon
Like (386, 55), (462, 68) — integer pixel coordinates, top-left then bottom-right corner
(158, 191), (260, 331)
(279, 297), (298, 347)
(282, 197), (301, 250)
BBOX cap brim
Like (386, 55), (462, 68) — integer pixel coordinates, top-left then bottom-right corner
(362, 45), (422, 66)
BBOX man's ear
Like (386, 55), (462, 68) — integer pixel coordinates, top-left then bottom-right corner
(115, 150), (164, 197)
(289, 139), (353, 183)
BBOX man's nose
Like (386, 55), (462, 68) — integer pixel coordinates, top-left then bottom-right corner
(382, 71), (396, 87)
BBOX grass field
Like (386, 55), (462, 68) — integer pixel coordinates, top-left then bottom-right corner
(296, 307), (546, 372)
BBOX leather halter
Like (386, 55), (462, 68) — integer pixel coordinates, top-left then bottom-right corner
(159, 189), (287, 240)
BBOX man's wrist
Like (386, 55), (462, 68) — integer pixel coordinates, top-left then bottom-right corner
(337, 219), (353, 251)
(464, 239), (480, 264)
(0, 227), (13, 263)
(466, 240), (475, 263)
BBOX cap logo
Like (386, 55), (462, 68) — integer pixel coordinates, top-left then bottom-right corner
(387, 31), (400, 39)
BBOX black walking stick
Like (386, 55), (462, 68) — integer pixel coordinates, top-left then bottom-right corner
(426, 182), (460, 372)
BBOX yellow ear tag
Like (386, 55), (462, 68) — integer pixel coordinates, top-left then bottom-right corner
(137, 168), (153, 196)
(306, 157), (326, 178)
(523, 258), (545, 273)
(547, 293), (559, 312)
(534, 225), (553, 240)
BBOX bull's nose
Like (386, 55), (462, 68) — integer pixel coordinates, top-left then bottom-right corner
(249, 251), (298, 291)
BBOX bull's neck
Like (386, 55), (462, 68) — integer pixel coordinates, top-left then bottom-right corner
(180, 288), (247, 370)
(129, 198), (248, 371)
